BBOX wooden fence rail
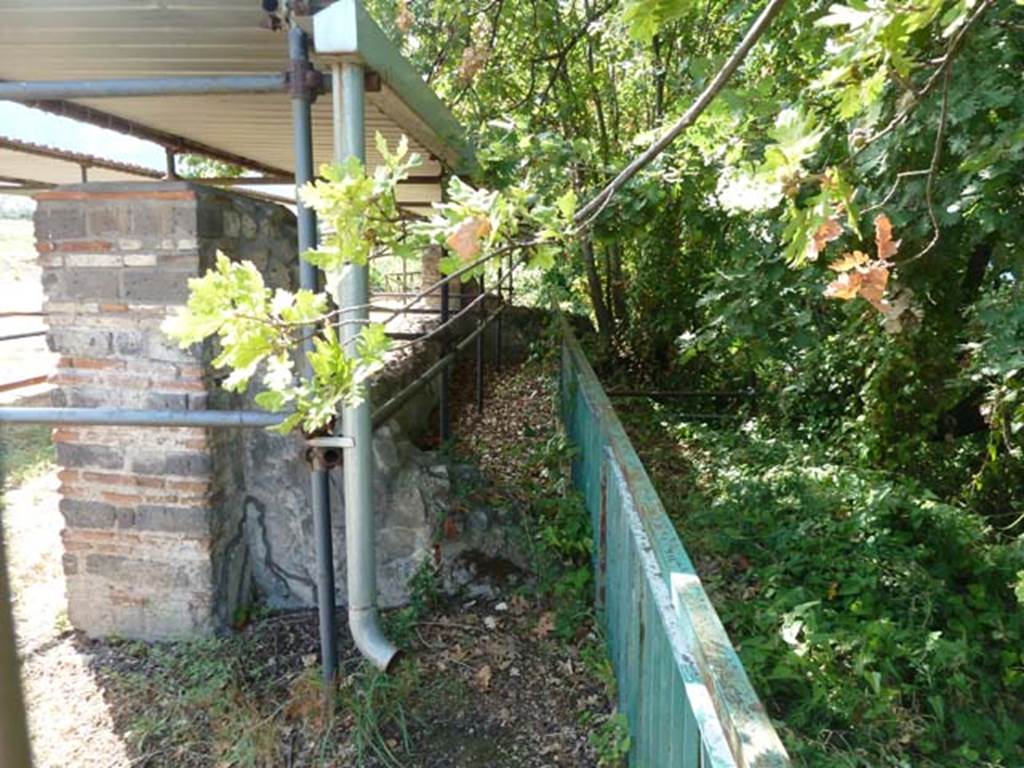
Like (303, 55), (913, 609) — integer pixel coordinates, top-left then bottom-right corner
(559, 317), (789, 768)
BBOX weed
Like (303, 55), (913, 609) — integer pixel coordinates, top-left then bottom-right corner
(588, 711), (631, 767)
(339, 660), (420, 767)
(53, 608), (71, 635)
(0, 423), (55, 490)
(386, 558), (440, 647)
(579, 631), (617, 697)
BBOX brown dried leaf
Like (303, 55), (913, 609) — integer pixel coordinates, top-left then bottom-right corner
(808, 217), (843, 262)
(534, 612), (555, 640)
(823, 271), (863, 300)
(828, 250), (870, 273)
(446, 216), (491, 263)
(858, 262), (890, 310)
(874, 213), (900, 261)
(395, 0), (413, 33)
(474, 664), (493, 690)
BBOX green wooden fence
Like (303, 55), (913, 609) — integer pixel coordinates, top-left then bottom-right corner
(560, 318), (789, 768)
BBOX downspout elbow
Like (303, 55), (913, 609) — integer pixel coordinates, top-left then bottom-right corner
(348, 606), (399, 671)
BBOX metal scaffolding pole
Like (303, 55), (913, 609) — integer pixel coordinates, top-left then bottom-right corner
(290, 25), (339, 688)
(0, 75), (292, 101)
(333, 61), (399, 672)
(0, 407), (282, 428)
(0, 522), (32, 768)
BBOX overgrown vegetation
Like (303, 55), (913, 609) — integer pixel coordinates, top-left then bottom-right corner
(0, 423), (55, 490)
(617, 399), (1024, 766)
(352, 0), (1023, 762)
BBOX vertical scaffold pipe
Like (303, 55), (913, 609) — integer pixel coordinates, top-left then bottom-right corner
(334, 61), (399, 672)
(290, 26), (339, 685)
(0, 524), (33, 768)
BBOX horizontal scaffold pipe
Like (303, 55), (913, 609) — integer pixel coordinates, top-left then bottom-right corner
(0, 75), (298, 101)
(0, 407), (285, 429)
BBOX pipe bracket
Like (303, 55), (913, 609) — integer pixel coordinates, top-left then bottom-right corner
(287, 58), (325, 102)
(305, 435), (353, 470)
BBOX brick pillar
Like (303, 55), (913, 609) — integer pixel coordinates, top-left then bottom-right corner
(33, 182), (289, 640)
(420, 245), (462, 309)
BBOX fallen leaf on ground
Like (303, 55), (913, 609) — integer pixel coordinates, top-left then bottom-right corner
(534, 612), (555, 640)
(474, 664), (493, 690)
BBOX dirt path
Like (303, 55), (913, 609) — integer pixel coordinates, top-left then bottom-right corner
(4, 351), (616, 767)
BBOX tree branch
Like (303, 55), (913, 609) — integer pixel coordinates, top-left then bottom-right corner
(573, 0), (789, 229)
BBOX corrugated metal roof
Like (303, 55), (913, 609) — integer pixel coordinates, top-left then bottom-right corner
(0, 0), (470, 183)
(0, 135), (162, 187)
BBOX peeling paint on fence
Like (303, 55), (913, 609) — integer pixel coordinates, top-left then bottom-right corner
(560, 317), (790, 768)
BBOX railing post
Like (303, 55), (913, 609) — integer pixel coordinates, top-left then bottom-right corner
(495, 260), (503, 372)
(508, 251), (514, 305)
(476, 275), (485, 415)
(439, 281), (451, 442)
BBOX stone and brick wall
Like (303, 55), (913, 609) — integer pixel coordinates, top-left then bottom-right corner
(35, 182), (295, 640)
(35, 181), (541, 642)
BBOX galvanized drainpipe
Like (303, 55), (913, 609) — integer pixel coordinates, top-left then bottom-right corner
(333, 61), (399, 671)
(289, 25), (339, 685)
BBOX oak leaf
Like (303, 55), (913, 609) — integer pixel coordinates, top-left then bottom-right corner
(828, 250), (870, 272)
(874, 213), (900, 261)
(808, 217), (843, 261)
(446, 216), (492, 263)
(824, 271), (863, 300)
(858, 263), (890, 310)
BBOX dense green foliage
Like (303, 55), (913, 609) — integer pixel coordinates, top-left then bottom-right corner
(168, 0), (1021, 760)
(618, 401), (1023, 765)
(361, 0), (1024, 763)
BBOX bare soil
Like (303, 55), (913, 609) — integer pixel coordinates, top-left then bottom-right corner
(3, 347), (616, 767)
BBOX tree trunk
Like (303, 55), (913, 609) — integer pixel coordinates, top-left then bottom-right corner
(580, 235), (615, 345)
(607, 241), (628, 325)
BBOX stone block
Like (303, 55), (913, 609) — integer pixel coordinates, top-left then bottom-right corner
(112, 331), (145, 357)
(143, 392), (190, 410)
(60, 498), (117, 529)
(84, 554), (190, 590)
(56, 443), (124, 470)
(122, 269), (191, 304)
(35, 206), (86, 241)
(131, 451), (213, 477)
(66, 253), (122, 268)
(49, 328), (112, 357)
(62, 268), (122, 301)
(171, 203), (198, 239)
(197, 205), (222, 238)
(86, 204), (130, 237)
(124, 253), (157, 267)
(146, 332), (199, 364)
(134, 505), (212, 536)
(222, 210), (241, 237)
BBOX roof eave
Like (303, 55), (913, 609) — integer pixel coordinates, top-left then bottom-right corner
(312, 0), (477, 178)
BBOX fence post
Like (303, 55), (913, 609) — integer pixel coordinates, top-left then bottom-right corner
(439, 281), (451, 442)
(476, 274), (485, 415)
(495, 260), (503, 372)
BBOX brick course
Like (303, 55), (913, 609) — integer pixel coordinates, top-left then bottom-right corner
(37, 181), (297, 641)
